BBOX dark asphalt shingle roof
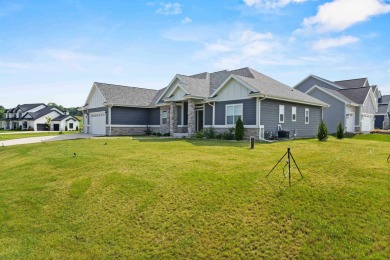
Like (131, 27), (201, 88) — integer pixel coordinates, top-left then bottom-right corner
(337, 87), (371, 104)
(334, 78), (367, 89)
(18, 103), (45, 112)
(23, 106), (56, 120)
(52, 115), (79, 121)
(95, 82), (160, 107)
(317, 87), (356, 104)
(379, 95), (390, 104)
(377, 104), (389, 114)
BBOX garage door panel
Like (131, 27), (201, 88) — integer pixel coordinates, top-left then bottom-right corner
(90, 112), (106, 135)
(361, 114), (373, 132)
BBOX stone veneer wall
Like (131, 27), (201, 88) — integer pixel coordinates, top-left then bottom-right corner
(109, 127), (160, 136)
(169, 102), (177, 135)
(187, 99), (195, 136)
(160, 106), (170, 134)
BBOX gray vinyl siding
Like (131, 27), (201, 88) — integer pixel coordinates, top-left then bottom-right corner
(177, 105), (182, 125)
(215, 99), (256, 125)
(111, 107), (150, 125)
(87, 107), (108, 124)
(362, 95), (375, 114)
(260, 99), (322, 137)
(149, 108), (160, 125)
(205, 103), (213, 125)
(309, 88), (345, 133)
(295, 77), (340, 93)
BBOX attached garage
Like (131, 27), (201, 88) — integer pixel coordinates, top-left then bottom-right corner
(37, 124), (48, 131)
(361, 114), (374, 132)
(89, 112), (106, 135)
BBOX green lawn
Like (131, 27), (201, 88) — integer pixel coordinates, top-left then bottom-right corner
(0, 137), (389, 258)
(351, 133), (390, 142)
(0, 131), (76, 141)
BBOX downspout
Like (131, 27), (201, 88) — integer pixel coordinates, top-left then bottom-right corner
(108, 104), (113, 136)
(207, 102), (215, 126)
(258, 96), (267, 140)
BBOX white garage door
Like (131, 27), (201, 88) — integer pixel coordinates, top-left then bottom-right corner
(90, 112), (106, 135)
(361, 114), (373, 132)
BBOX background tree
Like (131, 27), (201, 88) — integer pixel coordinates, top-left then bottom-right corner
(45, 116), (52, 131)
(0, 105), (5, 119)
(235, 117), (244, 141)
(317, 120), (328, 141)
(336, 122), (344, 139)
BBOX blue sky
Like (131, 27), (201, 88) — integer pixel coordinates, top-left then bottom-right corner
(1, 0), (390, 108)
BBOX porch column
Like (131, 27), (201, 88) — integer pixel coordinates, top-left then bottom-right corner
(169, 102), (177, 135)
(188, 99), (195, 136)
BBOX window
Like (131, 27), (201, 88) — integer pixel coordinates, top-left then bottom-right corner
(226, 104), (242, 125)
(292, 106), (296, 122)
(18, 111), (22, 118)
(69, 123), (73, 129)
(162, 111), (168, 125)
(279, 105), (284, 123)
(305, 108), (309, 124)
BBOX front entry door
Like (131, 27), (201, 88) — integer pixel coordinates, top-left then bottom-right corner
(196, 110), (204, 131)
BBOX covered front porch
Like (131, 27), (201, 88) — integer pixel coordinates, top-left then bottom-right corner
(166, 99), (205, 137)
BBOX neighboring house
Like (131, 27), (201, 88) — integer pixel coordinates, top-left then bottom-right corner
(80, 67), (327, 139)
(1, 103), (79, 131)
(294, 75), (378, 133)
(375, 95), (390, 129)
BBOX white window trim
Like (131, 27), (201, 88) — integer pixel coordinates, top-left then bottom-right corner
(305, 108), (309, 124)
(279, 105), (285, 123)
(162, 110), (168, 125)
(292, 106), (296, 122)
(225, 103), (243, 126)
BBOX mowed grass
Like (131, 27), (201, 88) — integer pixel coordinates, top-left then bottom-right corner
(0, 136), (389, 258)
(351, 133), (390, 142)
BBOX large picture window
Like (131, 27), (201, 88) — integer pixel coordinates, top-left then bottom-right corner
(292, 106), (296, 122)
(162, 111), (168, 125)
(305, 108), (309, 124)
(279, 105), (285, 123)
(226, 104), (242, 125)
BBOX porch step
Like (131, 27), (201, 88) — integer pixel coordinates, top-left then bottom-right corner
(172, 133), (189, 138)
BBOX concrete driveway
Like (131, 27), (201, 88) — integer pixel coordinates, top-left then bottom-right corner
(1, 133), (95, 147)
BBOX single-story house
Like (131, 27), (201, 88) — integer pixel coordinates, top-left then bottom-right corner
(293, 75), (378, 133)
(375, 95), (390, 129)
(81, 67), (327, 139)
(2, 103), (79, 131)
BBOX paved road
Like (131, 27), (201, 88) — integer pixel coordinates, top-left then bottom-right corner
(1, 133), (95, 147)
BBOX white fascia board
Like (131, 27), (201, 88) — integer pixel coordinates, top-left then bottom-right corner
(85, 83), (107, 108)
(166, 83), (190, 97)
(249, 91), (328, 108)
(306, 85), (351, 106)
(210, 75), (258, 97)
(294, 75), (343, 90)
(155, 75), (183, 103)
(362, 87), (376, 110)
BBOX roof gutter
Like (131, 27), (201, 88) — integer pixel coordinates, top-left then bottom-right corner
(248, 93), (329, 108)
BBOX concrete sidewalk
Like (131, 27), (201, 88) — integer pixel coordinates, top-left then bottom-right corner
(1, 133), (94, 147)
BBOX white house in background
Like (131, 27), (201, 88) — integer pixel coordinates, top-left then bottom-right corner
(1, 103), (79, 131)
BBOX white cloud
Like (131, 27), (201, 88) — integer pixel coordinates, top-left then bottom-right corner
(302, 0), (390, 33)
(181, 17), (192, 24)
(0, 61), (29, 69)
(197, 29), (278, 69)
(243, 0), (307, 9)
(44, 49), (98, 71)
(156, 2), (182, 15)
(313, 36), (359, 50)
